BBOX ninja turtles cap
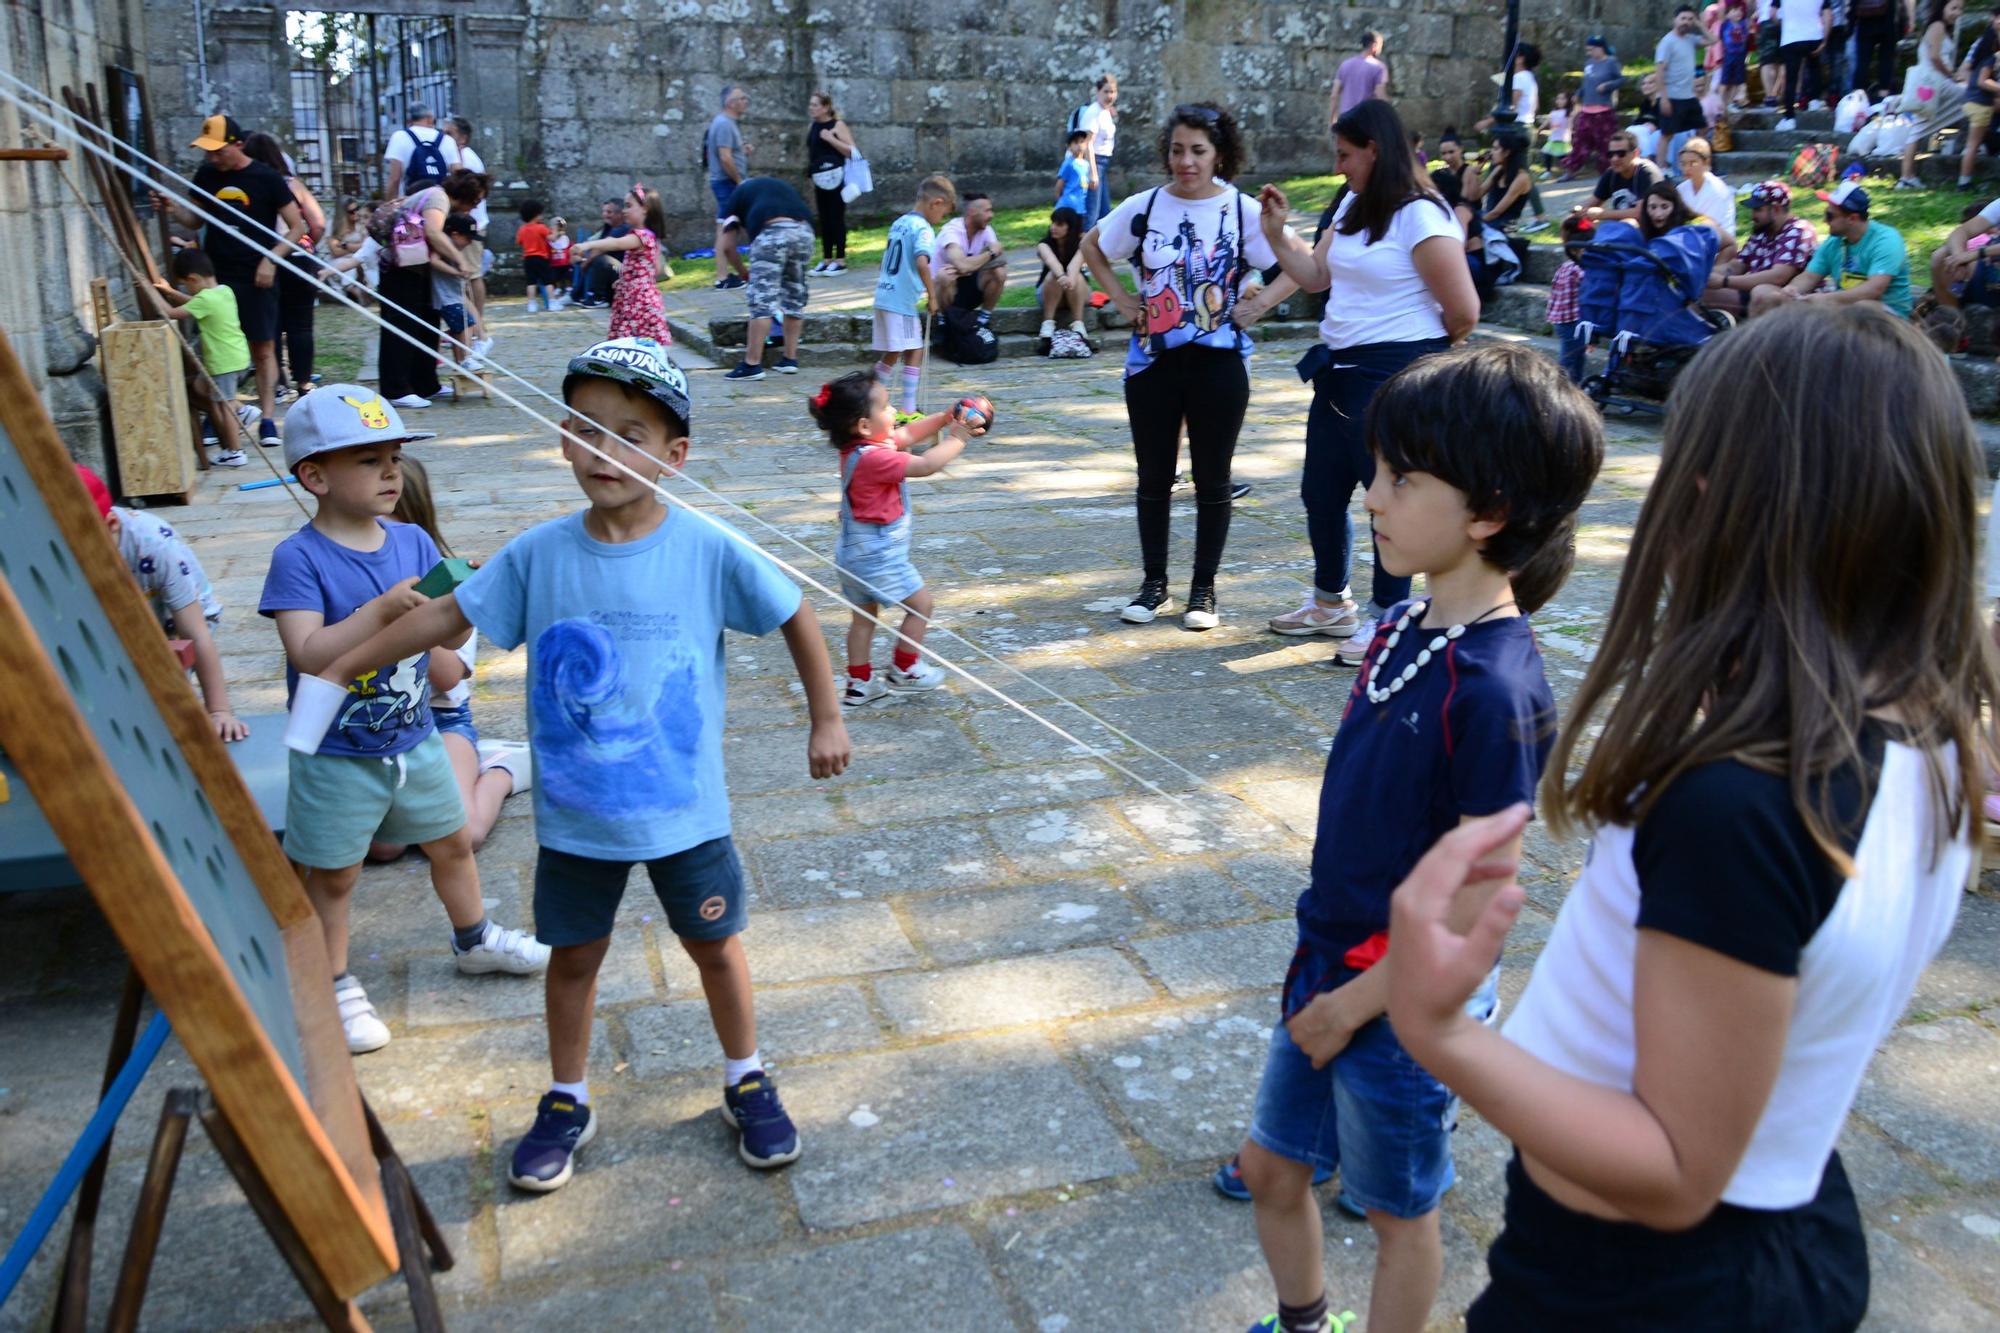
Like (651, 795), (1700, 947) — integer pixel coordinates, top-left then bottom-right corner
(563, 336), (691, 431)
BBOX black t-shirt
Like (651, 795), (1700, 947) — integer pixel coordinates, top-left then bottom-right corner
(190, 159), (293, 276)
(721, 177), (813, 241)
(1631, 730), (1878, 977)
(1593, 158), (1667, 214)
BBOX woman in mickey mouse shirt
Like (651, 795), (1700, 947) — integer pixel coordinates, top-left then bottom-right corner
(1083, 101), (1277, 633)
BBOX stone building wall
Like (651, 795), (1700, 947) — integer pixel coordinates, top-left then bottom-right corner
(138, 0), (1675, 255)
(1, 0), (155, 471)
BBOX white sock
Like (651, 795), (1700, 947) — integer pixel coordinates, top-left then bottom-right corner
(873, 359), (894, 385)
(725, 1051), (763, 1085)
(550, 1078), (590, 1104)
(900, 366), (920, 414)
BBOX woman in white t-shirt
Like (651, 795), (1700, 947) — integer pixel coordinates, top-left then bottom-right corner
(1075, 74), (1119, 231)
(1675, 137), (1735, 243)
(1257, 99), (1479, 654)
(1082, 102), (1277, 631)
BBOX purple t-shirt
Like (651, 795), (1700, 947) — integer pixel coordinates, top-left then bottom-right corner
(259, 518), (442, 758)
(1336, 55), (1387, 115)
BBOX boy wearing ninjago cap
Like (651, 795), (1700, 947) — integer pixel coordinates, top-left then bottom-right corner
(308, 336), (853, 1191)
(260, 387), (550, 1058)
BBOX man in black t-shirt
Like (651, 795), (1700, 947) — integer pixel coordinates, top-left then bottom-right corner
(1575, 129), (1666, 224)
(155, 115), (305, 446)
(718, 177), (816, 379)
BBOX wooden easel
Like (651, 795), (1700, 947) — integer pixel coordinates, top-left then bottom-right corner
(48, 971), (453, 1333)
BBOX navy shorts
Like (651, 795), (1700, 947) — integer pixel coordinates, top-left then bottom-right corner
(221, 270), (280, 343)
(439, 302), (469, 336)
(522, 255), (554, 287)
(534, 836), (748, 948)
(1249, 963), (1498, 1219)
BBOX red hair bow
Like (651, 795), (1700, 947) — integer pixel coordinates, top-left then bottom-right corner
(811, 383), (833, 409)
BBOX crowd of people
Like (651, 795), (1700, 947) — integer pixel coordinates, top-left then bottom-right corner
(108, 29), (2000, 1331)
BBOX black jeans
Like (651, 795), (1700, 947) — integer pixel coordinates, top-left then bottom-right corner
(277, 256), (318, 386)
(1780, 40), (1820, 116)
(1852, 13), (1899, 94)
(1299, 338), (1448, 610)
(1467, 1153), (1868, 1331)
(376, 261), (440, 400)
(814, 183), (847, 258)
(1124, 343), (1249, 585)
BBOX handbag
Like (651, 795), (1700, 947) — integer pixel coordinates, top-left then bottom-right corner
(1789, 143), (1839, 189)
(841, 153), (873, 204)
(812, 164), (844, 191)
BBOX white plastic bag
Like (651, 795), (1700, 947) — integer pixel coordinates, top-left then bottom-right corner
(1835, 90), (1871, 135)
(1873, 113), (1916, 158)
(842, 153), (873, 204)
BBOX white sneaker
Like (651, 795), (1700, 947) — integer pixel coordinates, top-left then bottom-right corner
(842, 673), (892, 709)
(1039, 319), (1057, 341)
(210, 449), (248, 468)
(389, 394), (431, 409)
(1775, 117), (1798, 131)
(433, 382), (456, 399)
(460, 356), (484, 373)
(335, 975), (391, 1053)
(477, 739), (534, 794)
(825, 260), (846, 274)
(1268, 596), (1360, 637)
(1334, 615), (1382, 667)
(551, 295), (571, 311)
(456, 920), (551, 975)
(885, 659), (947, 692)
(472, 336), (495, 359)
(236, 404), (260, 429)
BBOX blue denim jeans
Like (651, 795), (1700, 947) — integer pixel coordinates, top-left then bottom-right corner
(1554, 321), (1587, 384)
(1084, 153), (1114, 231)
(1297, 338), (1449, 610)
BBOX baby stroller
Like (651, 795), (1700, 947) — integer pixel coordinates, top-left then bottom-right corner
(1575, 220), (1731, 415)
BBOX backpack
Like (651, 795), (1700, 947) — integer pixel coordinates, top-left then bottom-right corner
(1067, 103), (1093, 137)
(402, 126), (451, 187)
(366, 194), (431, 267)
(1790, 142), (1840, 188)
(933, 305), (999, 364)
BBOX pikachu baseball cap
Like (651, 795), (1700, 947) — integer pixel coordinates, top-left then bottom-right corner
(282, 384), (435, 471)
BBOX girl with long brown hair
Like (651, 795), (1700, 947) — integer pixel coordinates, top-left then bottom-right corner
(1385, 303), (1997, 1330)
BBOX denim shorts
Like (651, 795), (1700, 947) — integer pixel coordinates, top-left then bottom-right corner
(534, 836), (748, 947)
(1248, 964), (1499, 1219)
(283, 731), (465, 869)
(711, 177), (736, 221)
(439, 301), (469, 335)
(431, 702), (478, 746)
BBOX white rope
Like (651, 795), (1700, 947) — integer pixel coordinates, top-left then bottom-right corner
(4, 72), (1257, 817)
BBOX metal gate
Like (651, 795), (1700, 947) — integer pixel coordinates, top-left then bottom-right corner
(286, 11), (457, 204)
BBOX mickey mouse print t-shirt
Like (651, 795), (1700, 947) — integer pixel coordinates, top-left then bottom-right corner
(1095, 185), (1278, 377)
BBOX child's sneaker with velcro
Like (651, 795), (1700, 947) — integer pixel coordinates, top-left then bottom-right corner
(509, 1091), (596, 1192)
(720, 1071), (802, 1168)
(842, 672), (891, 709)
(885, 659), (946, 692)
(454, 920), (551, 975)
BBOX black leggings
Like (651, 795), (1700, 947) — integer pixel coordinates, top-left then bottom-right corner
(814, 183), (847, 258)
(1780, 41), (1820, 116)
(1124, 344), (1250, 585)
(376, 262), (440, 400)
(1852, 13), (1898, 94)
(277, 259), (318, 386)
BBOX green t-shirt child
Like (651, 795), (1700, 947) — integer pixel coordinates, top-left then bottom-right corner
(182, 284), (252, 376)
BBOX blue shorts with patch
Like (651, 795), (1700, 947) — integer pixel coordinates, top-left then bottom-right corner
(1248, 946), (1499, 1219)
(533, 836), (747, 948)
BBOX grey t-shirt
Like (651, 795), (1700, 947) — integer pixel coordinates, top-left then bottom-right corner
(704, 113), (744, 184)
(1580, 57), (1625, 108)
(1656, 31), (1702, 100)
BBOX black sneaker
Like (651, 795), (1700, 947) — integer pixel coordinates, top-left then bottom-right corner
(509, 1091), (597, 1192)
(1120, 577), (1174, 624)
(1230, 481), (1252, 501)
(716, 274), (747, 290)
(720, 1071), (802, 1168)
(1183, 582), (1219, 631)
(975, 308), (993, 327)
(774, 357), (800, 374)
(723, 361), (766, 380)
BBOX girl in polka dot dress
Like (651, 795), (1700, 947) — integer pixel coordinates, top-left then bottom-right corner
(571, 184), (674, 345)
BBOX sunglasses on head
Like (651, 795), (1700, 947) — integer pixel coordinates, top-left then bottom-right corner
(1173, 104), (1221, 126)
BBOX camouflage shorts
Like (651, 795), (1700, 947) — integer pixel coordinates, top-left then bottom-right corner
(747, 220), (814, 319)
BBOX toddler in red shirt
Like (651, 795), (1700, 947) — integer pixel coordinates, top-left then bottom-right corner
(806, 371), (979, 708)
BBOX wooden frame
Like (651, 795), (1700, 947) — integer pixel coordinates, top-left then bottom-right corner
(0, 325), (395, 1300)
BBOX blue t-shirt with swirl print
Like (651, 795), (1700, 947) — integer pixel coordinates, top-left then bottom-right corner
(455, 508), (801, 861)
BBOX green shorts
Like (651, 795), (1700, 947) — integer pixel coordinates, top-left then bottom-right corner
(284, 732), (466, 869)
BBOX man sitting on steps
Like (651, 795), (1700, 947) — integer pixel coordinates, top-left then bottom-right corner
(1574, 130), (1667, 224)
(1704, 180), (1820, 317)
(932, 192), (1008, 327)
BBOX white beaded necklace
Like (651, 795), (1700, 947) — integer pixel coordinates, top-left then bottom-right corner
(1363, 600), (1511, 705)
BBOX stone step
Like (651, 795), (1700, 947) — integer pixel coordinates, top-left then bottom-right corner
(1729, 107), (1836, 133)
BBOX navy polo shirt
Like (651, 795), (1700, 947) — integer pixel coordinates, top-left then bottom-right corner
(1298, 603), (1557, 971)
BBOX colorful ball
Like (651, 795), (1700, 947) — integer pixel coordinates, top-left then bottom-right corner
(953, 394), (995, 435)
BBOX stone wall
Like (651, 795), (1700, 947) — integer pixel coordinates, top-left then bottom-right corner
(139, 0), (1676, 256)
(1, 0), (155, 471)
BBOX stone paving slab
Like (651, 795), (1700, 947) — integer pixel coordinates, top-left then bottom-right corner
(716, 1225), (1015, 1332)
(747, 825), (1001, 907)
(625, 984), (882, 1077)
(780, 1035), (1139, 1230)
(660, 901), (919, 986)
(1068, 1001), (1274, 1161)
(897, 879), (1153, 965)
(1853, 1017), (2000, 1187)
(1130, 919), (1298, 1000)
(874, 948), (1157, 1036)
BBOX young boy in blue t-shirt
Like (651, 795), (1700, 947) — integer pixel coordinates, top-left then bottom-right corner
(1223, 345), (1602, 1333)
(1056, 129), (1093, 215)
(260, 388), (551, 1056)
(308, 336), (852, 1192)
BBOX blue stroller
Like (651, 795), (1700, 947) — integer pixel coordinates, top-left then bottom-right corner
(1575, 220), (1731, 415)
